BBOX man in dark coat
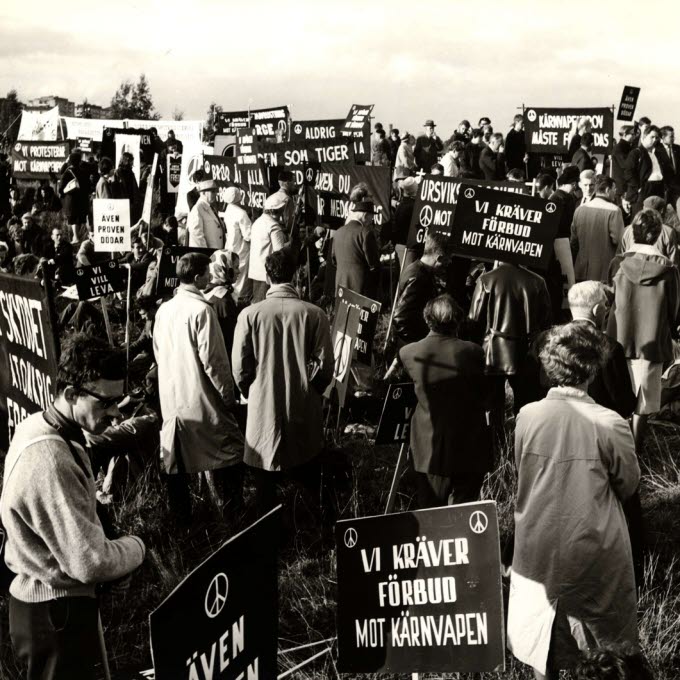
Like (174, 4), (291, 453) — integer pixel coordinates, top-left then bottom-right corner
(45, 226), (75, 286)
(414, 120), (444, 172)
(464, 129), (484, 178)
(400, 293), (492, 508)
(115, 152), (141, 222)
(571, 132), (597, 172)
(612, 126), (635, 199)
(479, 133), (506, 180)
(657, 125), (680, 207)
(331, 200), (381, 298)
(393, 232), (451, 349)
(624, 125), (670, 217)
(504, 114), (527, 172)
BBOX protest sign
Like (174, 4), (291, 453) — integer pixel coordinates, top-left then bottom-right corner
(17, 106), (60, 142)
(292, 118), (371, 163)
(102, 126), (157, 174)
(375, 383), (417, 446)
(306, 163), (391, 228)
(202, 155), (269, 213)
(524, 107), (614, 155)
(126, 119), (203, 148)
(341, 104), (374, 135)
(450, 185), (561, 269)
(156, 246), (216, 296)
(142, 153), (159, 224)
(0, 273), (58, 447)
(336, 501), (504, 674)
(93, 199), (131, 253)
(407, 176), (531, 248)
(167, 153), (182, 193)
(75, 260), (127, 300)
(335, 286), (381, 366)
(76, 136), (93, 153)
(236, 128), (257, 156)
(257, 138), (355, 178)
(150, 506), (280, 680)
(250, 105), (290, 139)
(62, 117), (125, 142)
(216, 110), (251, 135)
(324, 287), (362, 408)
(617, 86), (641, 122)
(10, 141), (69, 179)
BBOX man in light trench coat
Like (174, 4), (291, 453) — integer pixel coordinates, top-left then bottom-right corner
(153, 252), (244, 524)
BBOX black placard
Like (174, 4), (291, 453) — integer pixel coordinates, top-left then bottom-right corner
(150, 507), (280, 680)
(450, 185), (561, 269)
(617, 86), (641, 122)
(10, 141), (70, 179)
(75, 260), (127, 300)
(202, 155), (269, 215)
(335, 286), (381, 366)
(0, 273), (58, 447)
(336, 502), (505, 674)
(524, 106), (614, 154)
(156, 246), (216, 297)
(375, 383), (417, 445)
(292, 118), (371, 163)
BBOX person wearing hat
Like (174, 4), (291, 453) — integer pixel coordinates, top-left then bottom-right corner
(187, 179), (225, 249)
(414, 120), (444, 172)
(394, 133), (415, 178)
(249, 192), (288, 303)
(331, 199), (381, 299)
(271, 169), (297, 234)
(220, 186), (252, 303)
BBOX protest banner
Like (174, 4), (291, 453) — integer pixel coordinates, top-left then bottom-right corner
(93, 199), (131, 253)
(102, 126), (157, 175)
(292, 118), (371, 163)
(126, 119), (203, 148)
(142, 153), (159, 224)
(407, 176), (531, 248)
(17, 106), (60, 142)
(336, 501), (505, 674)
(375, 383), (417, 446)
(524, 106), (614, 155)
(77, 136), (93, 153)
(0, 273), (58, 447)
(324, 286), (362, 408)
(167, 153), (182, 193)
(10, 141), (70, 179)
(156, 246), (216, 296)
(216, 110), (251, 135)
(305, 163), (391, 228)
(450, 185), (561, 269)
(62, 117), (125, 142)
(341, 104), (374, 135)
(75, 260), (127, 300)
(250, 105), (290, 139)
(617, 86), (641, 122)
(335, 286), (381, 367)
(202, 155), (269, 214)
(150, 506), (280, 680)
(257, 138), (355, 179)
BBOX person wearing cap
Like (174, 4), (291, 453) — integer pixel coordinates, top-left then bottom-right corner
(612, 126), (636, 202)
(187, 179), (225, 249)
(249, 192), (288, 303)
(220, 186), (252, 303)
(394, 133), (415, 177)
(414, 120), (444, 172)
(331, 199), (381, 299)
(441, 141), (466, 178)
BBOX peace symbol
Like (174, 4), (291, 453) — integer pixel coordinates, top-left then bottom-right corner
(203, 160), (210, 174)
(469, 510), (489, 534)
(527, 109), (537, 122)
(76, 269), (83, 276)
(294, 124), (302, 134)
(344, 527), (358, 548)
(464, 188), (475, 199)
(204, 572), (229, 619)
(419, 205), (434, 228)
(546, 202), (556, 213)
(306, 168), (314, 182)
(393, 388), (402, 400)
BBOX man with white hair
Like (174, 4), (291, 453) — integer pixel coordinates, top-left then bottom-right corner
(578, 169), (596, 206)
(220, 186), (252, 302)
(249, 192), (287, 302)
(187, 179), (225, 248)
(570, 175), (624, 282)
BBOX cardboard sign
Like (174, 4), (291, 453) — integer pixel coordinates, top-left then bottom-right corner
(524, 107), (614, 154)
(77, 137), (93, 153)
(305, 163), (391, 229)
(0, 273), (58, 447)
(167, 154), (182, 193)
(10, 141), (70, 179)
(75, 260), (127, 300)
(250, 106), (290, 139)
(202, 155), (269, 214)
(336, 502), (505, 674)
(335, 286), (381, 366)
(292, 118), (371, 163)
(324, 287), (362, 408)
(216, 111), (251, 135)
(407, 176), (531, 248)
(150, 506), (280, 680)
(617, 86), (641, 122)
(341, 104), (374, 135)
(93, 199), (131, 253)
(450, 185), (561, 269)
(156, 246), (216, 297)
(375, 383), (417, 445)
(236, 128), (257, 156)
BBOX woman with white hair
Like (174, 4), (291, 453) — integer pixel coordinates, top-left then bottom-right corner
(220, 186), (252, 303)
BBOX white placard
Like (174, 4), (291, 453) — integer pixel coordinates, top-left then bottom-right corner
(93, 199), (131, 252)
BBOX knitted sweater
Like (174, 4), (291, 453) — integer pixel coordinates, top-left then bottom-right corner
(0, 412), (146, 602)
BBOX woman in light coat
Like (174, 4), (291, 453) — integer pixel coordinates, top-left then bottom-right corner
(393, 133), (416, 178)
(507, 322), (640, 680)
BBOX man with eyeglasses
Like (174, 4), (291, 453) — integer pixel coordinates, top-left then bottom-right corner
(1, 332), (146, 680)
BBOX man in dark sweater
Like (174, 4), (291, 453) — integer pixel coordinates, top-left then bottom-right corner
(504, 114), (527, 171)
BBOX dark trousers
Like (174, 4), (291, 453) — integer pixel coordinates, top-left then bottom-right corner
(414, 471), (484, 509)
(250, 279), (269, 304)
(165, 464), (244, 525)
(10, 596), (100, 680)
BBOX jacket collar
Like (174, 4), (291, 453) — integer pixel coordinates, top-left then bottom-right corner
(626, 243), (664, 257)
(177, 284), (208, 302)
(546, 386), (594, 403)
(266, 283), (300, 299)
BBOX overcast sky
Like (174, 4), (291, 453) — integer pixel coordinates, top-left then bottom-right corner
(1, 0), (679, 136)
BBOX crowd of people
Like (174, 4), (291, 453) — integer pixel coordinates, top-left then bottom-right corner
(1, 110), (677, 680)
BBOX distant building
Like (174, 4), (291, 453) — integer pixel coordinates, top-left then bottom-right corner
(26, 95), (75, 117)
(75, 103), (111, 119)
